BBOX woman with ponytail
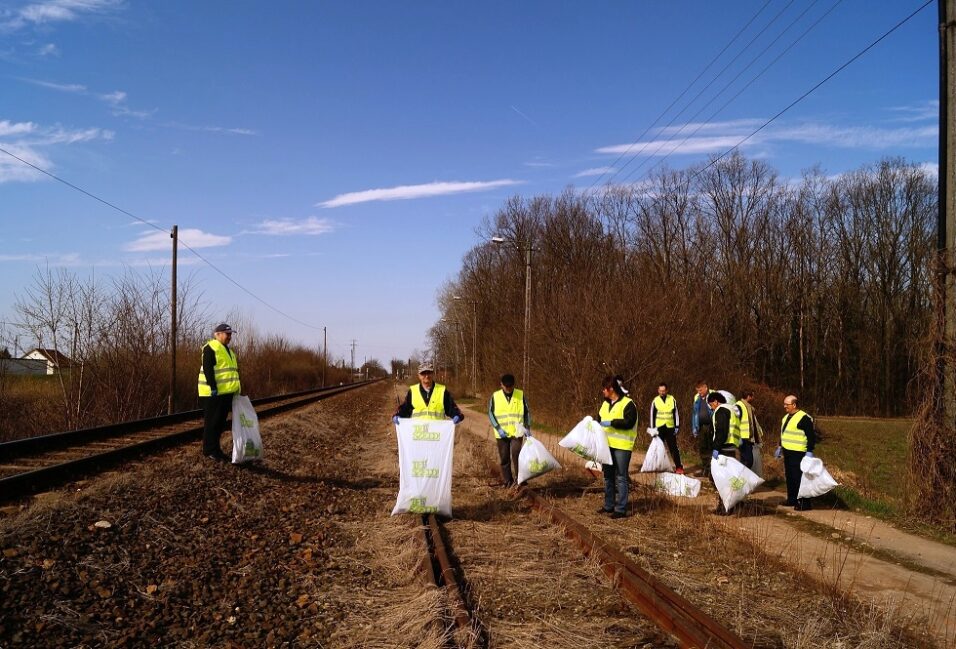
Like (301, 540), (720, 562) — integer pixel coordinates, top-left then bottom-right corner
(597, 374), (638, 518)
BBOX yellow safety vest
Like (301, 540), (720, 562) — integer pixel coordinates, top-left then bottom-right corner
(736, 400), (751, 440)
(599, 396), (637, 451)
(197, 339), (240, 397)
(716, 403), (741, 447)
(410, 383), (447, 420)
(780, 410), (811, 452)
(492, 388), (525, 438)
(653, 394), (677, 427)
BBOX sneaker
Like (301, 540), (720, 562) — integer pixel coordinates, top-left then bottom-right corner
(675, 467), (684, 475)
(205, 453), (227, 462)
(596, 507), (613, 514)
(610, 511), (627, 519)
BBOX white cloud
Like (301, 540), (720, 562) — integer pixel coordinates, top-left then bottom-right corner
(26, 78), (86, 93)
(0, 120), (37, 137)
(3, 0), (123, 30)
(318, 179), (524, 208)
(574, 166), (616, 178)
(38, 42), (59, 56)
(164, 122), (259, 136)
(523, 161), (555, 168)
(21, 77), (150, 119)
(125, 228), (232, 252)
(0, 141), (50, 183)
(918, 162), (939, 179)
(251, 217), (336, 236)
(98, 90), (126, 105)
(887, 100), (938, 123)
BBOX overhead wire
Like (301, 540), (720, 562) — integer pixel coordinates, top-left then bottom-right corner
(0, 145), (327, 332)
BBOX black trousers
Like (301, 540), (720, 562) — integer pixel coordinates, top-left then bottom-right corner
(783, 448), (809, 506)
(697, 422), (714, 475)
(201, 393), (234, 456)
(496, 437), (523, 486)
(739, 439), (754, 469)
(657, 425), (683, 469)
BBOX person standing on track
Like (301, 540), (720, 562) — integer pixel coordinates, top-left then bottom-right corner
(776, 394), (816, 511)
(597, 375), (638, 519)
(650, 382), (683, 474)
(392, 361), (464, 423)
(198, 323), (241, 462)
(488, 373), (531, 488)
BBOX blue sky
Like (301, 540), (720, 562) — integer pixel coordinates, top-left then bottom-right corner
(0, 0), (939, 365)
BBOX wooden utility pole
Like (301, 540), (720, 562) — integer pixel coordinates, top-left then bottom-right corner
(941, 0), (956, 425)
(168, 225), (178, 415)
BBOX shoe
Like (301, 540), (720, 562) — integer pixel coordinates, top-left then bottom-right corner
(794, 501), (812, 511)
(596, 507), (613, 514)
(206, 452), (227, 462)
(784, 500), (797, 507)
(675, 467), (684, 475)
(610, 511), (627, 519)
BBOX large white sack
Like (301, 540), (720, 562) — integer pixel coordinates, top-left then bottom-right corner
(517, 436), (562, 483)
(231, 395), (263, 463)
(750, 443), (764, 478)
(798, 456), (839, 499)
(711, 455), (764, 511)
(654, 472), (701, 498)
(392, 419), (456, 517)
(559, 416), (612, 465)
(718, 390), (736, 405)
(641, 428), (675, 472)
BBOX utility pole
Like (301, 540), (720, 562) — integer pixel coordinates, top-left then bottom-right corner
(350, 339), (357, 383)
(523, 245), (532, 395)
(168, 225), (178, 415)
(941, 0), (956, 426)
(322, 326), (327, 387)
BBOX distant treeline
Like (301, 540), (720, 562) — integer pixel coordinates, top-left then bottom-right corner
(434, 153), (936, 420)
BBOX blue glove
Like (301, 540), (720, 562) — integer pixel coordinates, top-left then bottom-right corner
(805, 451), (814, 458)
(524, 429), (532, 438)
(692, 428), (698, 438)
(774, 446), (783, 459)
(711, 450), (720, 460)
(210, 388), (218, 396)
(600, 420), (612, 427)
(452, 415), (462, 424)
(674, 427), (679, 435)
(392, 415), (400, 425)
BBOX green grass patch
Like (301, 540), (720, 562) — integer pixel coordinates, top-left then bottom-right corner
(816, 416), (911, 504)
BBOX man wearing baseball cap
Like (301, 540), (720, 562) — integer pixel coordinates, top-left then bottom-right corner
(392, 360), (464, 424)
(198, 323), (241, 461)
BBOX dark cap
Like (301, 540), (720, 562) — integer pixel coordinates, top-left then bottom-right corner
(214, 323), (236, 334)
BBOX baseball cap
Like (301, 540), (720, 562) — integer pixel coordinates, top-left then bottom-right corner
(418, 361), (434, 373)
(214, 323), (236, 334)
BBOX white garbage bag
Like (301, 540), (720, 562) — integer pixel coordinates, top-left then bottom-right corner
(718, 390), (736, 405)
(231, 395), (263, 463)
(392, 419), (456, 517)
(798, 456), (839, 499)
(559, 416), (612, 465)
(750, 443), (764, 478)
(641, 427), (675, 472)
(517, 436), (562, 483)
(711, 455), (764, 511)
(654, 472), (701, 498)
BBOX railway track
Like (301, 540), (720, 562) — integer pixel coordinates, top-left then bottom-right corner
(0, 380), (380, 501)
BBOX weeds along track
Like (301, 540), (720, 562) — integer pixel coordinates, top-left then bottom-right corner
(0, 381), (381, 500)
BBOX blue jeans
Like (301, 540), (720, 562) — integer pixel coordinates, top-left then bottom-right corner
(602, 448), (632, 514)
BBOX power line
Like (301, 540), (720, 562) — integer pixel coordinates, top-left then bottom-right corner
(0, 146), (326, 332)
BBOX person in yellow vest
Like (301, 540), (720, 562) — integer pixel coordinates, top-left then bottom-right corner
(597, 374), (637, 519)
(691, 381), (717, 477)
(392, 361), (463, 423)
(735, 390), (762, 470)
(707, 392), (741, 514)
(198, 323), (241, 461)
(775, 394), (816, 511)
(488, 373), (531, 487)
(649, 382), (683, 474)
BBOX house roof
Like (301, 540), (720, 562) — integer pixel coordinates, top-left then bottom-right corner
(23, 348), (74, 366)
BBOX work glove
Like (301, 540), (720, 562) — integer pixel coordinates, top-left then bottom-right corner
(712, 450), (720, 460)
(674, 427), (679, 435)
(600, 420), (612, 427)
(524, 429), (532, 438)
(452, 415), (462, 424)
(210, 388), (218, 396)
(805, 451), (814, 458)
(392, 415), (401, 426)
(774, 446), (783, 459)
(691, 429), (698, 438)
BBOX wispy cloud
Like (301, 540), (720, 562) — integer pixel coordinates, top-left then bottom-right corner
(37, 42), (58, 56)
(2, 0), (123, 31)
(574, 166), (615, 178)
(125, 228), (232, 252)
(523, 160), (555, 168)
(318, 179), (524, 208)
(0, 119), (112, 183)
(20, 76), (151, 118)
(164, 121), (259, 136)
(250, 217), (336, 236)
(887, 100), (938, 123)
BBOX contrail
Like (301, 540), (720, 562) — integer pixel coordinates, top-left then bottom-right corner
(510, 105), (538, 128)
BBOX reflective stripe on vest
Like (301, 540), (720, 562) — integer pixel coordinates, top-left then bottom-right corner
(197, 339), (240, 397)
(736, 400), (751, 440)
(599, 396), (637, 451)
(780, 410), (811, 452)
(492, 388), (525, 438)
(410, 383), (447, 420)
(653, 394), (677, 427)
(717, 403), (741, 447)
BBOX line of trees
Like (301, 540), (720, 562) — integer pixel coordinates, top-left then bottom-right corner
(432, 154), (936, 422)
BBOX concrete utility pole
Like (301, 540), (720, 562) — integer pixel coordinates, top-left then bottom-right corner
(168, 225), (178, 415)
(350, 339), (357, 383)
(941, 0), (956, 425)
(322, 326), (327, 387)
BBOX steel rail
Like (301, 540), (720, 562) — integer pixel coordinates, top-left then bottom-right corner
(0, 381), (381, 500)
(520, 488), (748, 649)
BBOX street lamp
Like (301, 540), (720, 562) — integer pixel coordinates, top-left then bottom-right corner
(453, 295), (477, 396)
(490, 236), (536, 395)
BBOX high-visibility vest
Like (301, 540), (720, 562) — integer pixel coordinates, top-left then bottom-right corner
(492, 389), (525, 438)
(716, 403), (741, 447)
(599, 396), (637, 451)
(197, 339), (240, 397)
(736, 400), (752, 440)
(653, 394), (677, 427)
(410, 383), (447, 420)
(781, 410), (811, 452)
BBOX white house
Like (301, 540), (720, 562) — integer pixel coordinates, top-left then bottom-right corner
(21, 348), (74, 375)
